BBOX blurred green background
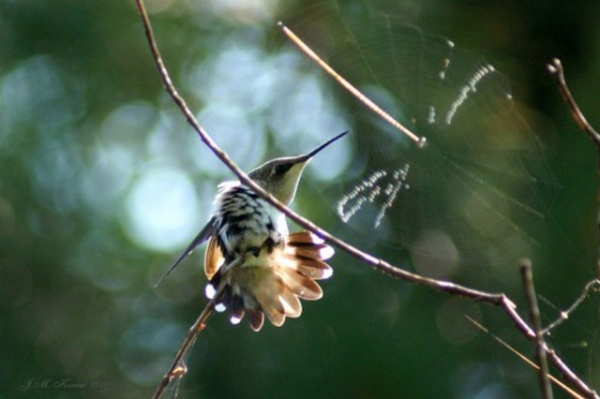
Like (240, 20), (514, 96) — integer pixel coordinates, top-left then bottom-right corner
(1, 0), (599, 398)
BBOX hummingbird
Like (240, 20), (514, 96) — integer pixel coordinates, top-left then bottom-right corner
(157, 131), (347, 331)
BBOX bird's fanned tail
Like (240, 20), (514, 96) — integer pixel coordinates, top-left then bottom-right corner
(205, 231), (334, 331)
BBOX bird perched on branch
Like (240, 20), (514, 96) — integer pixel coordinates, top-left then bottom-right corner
(157, 132), (347, 331)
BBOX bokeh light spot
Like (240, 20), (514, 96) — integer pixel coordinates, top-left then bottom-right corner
(123, 165), (203, 252)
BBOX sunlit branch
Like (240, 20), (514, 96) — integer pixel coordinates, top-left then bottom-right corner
(278, 22), (426, 148)
(521, 260), (553, 399)
(135, 2), (599, 398)
(547, 59), (600, 152)
(467, 316), (585, 399)
(548, 58), (600, 280)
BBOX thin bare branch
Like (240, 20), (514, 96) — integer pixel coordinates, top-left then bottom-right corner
(467, 316), (585, 399)
(151, 299), (216, 399)
(278, 22), (426, 148)
(547, 349), (599, 399)
(521, 260), (554, 399)
(134, 0), (527, 336)
(548, 59), (600, 150)
(543, 279), (600, 333)
(548, 58), (600, 280)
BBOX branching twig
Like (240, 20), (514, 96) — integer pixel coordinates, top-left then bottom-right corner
(467, 316), (585, 399)
(543, 279), (600, 334)
(547, 349), (598, 399)
(521, 260), (553, 399)
(134, 0), (529, 336)
(134, 2), (599, 397)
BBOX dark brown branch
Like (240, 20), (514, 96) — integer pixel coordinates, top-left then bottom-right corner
(134, 2), (599, 397)
(151, 299), (216, 399)
(134, 0), (530, 337)
(547, 349), (599, 399)
(521, 260), (553, 399)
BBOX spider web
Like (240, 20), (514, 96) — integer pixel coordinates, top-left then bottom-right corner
(284, 1), (561, 284)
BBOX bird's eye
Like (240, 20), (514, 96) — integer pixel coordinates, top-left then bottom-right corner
(274, 164), (291, 175)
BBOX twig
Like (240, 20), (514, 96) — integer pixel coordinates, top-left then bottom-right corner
(151, 254), (243, 399)
(134, 3), (599, 397)
(548, 58), (600, 280)
(546, 58), (600, 399)
(152, 299), (217, 399)
(547, 349), (599, 399)
(543, 279), (600, 334)
(521, 260), (553, 399)
(547, 59), (600, 152)
(134, 0), (528, 337)
(467, 316), (585, 399)
(278, 22), (426, 148)
(470, 314), (599, 399)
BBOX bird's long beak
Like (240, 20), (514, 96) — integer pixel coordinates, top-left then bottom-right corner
(295, 131), (348, 163)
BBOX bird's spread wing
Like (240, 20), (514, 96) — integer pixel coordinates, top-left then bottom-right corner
(203, 235), (224, 280)
(154, 216), (218, 287)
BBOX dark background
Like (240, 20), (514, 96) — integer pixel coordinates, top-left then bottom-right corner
(1, 0), (599, 398)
